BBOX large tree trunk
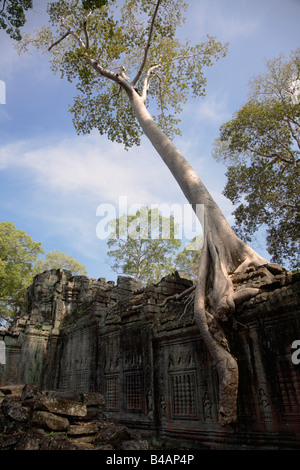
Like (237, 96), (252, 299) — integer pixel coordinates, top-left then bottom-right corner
(130, 90), (269, 425)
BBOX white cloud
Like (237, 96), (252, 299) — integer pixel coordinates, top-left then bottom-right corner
(0, 130), (234, 223)
(195, 92), (231, 124)
(0, 132), (236, 280)
(0, 132), (185, 206)
(187, 1), (260, 41)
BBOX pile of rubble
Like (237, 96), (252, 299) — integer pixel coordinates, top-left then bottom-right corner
(0, 384), (150, 450)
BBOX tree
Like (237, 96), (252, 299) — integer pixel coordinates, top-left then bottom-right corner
(0, 0), (33, 40)
(213, 49), (300, 270)
(107, 206), (181, 285)
(34, 249), (88, 276)
(0, 0), (108, 41)
(0, 221), (44, 326)
(18, 0), (282, 425)
(0, 222), (87, 326)
(175, 236), (202, 281)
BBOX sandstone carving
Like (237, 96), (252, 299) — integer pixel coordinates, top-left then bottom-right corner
(0, 269), (300, 449)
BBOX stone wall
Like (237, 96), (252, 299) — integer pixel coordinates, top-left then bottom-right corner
(1, 268), (300, 449)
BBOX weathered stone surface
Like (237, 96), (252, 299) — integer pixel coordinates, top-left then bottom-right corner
(1, 269), (300, 449)
(67, 423), (97, 436)
(16, 428), (79, 451)
(35, 396), (87, 417)
(97, 424), (130, 447)
(0, 387), (151, 450)
(16, 428), (49, 450)
(46, 435), (79, 450)
(68, 434), (96, 444)
(120, 439), (149, 450)
(82, 392), (105, 406)
(31, 411), (70, 431)
(0, 433), (21, 450)
(0, 385), (24, 396)
(46, 389), (82, 402)
(21, 383), (39, 402)
(2, 397), (31, 422)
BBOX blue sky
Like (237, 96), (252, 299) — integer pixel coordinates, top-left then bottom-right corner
(0, 0), (299, 282)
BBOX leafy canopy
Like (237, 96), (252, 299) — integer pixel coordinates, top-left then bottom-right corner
(106, 206), (181, 284)
(33, 249), (87, 276)
(0, 221), (44, 325)
(213, 49), (300, 270)
(175, 235), (202, 281)
(18, 0), (228, 148)
(0, 1), (109, 41)
(0, 0), (33, 40)
(0, 222), (87, 326)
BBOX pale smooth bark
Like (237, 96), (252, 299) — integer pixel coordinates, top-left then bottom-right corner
(130, 90), (268, 424)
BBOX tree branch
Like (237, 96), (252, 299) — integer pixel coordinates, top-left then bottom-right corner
(83, 20), (90, 49)
(48, 21), (133, 95)
(266, 130), (298, 162)
(0, 0), (7, 15)
(245, 143), (297, 168)
(48, 31), (71, 52)
(285, 118), (300, 158)
(83, 11), (91, 49)
(131, 0), (162, 86)
(141, 63), (161, 102)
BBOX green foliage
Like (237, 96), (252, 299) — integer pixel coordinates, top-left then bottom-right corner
(0, 222), (44, 325)
(18, 0), (227, 147)
(106, 206), (181, 284)
(33, 249), (88, 276)
(82, 0), (109, 10)
(175, 236), (202, 281)
(0, 222), (87, 326)
(213, 49), (300, 270)
(0, 0), (32, 40)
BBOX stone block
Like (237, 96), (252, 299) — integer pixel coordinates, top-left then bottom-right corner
(2, 397), (31, 422)
(0, 384), (24, 396)
(67, 423), (98, 436)
(16, 428), (78, 451)
(46, 389), (82, 402)
(69, 435), (96, 444)
(120, 439), (149, 450)
(21, 383), (39, 402)
(0, 433), (21, 450)
(47, 435), (79, 450)
(98, 424), (130, 447)
(35, 396), (87, 417)
(31, 411), (70, 431)
(16, 428), (49, 450)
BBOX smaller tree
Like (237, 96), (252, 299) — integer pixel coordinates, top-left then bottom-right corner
(0, 222), (88, 326)
(175, 235), (202, 281)
(0, 221), (44, 326)
(213, 49), (300, 270)
(0, 0), (33, 40)
(107, 206), (181, 285)
(33, 249), (88, 276)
